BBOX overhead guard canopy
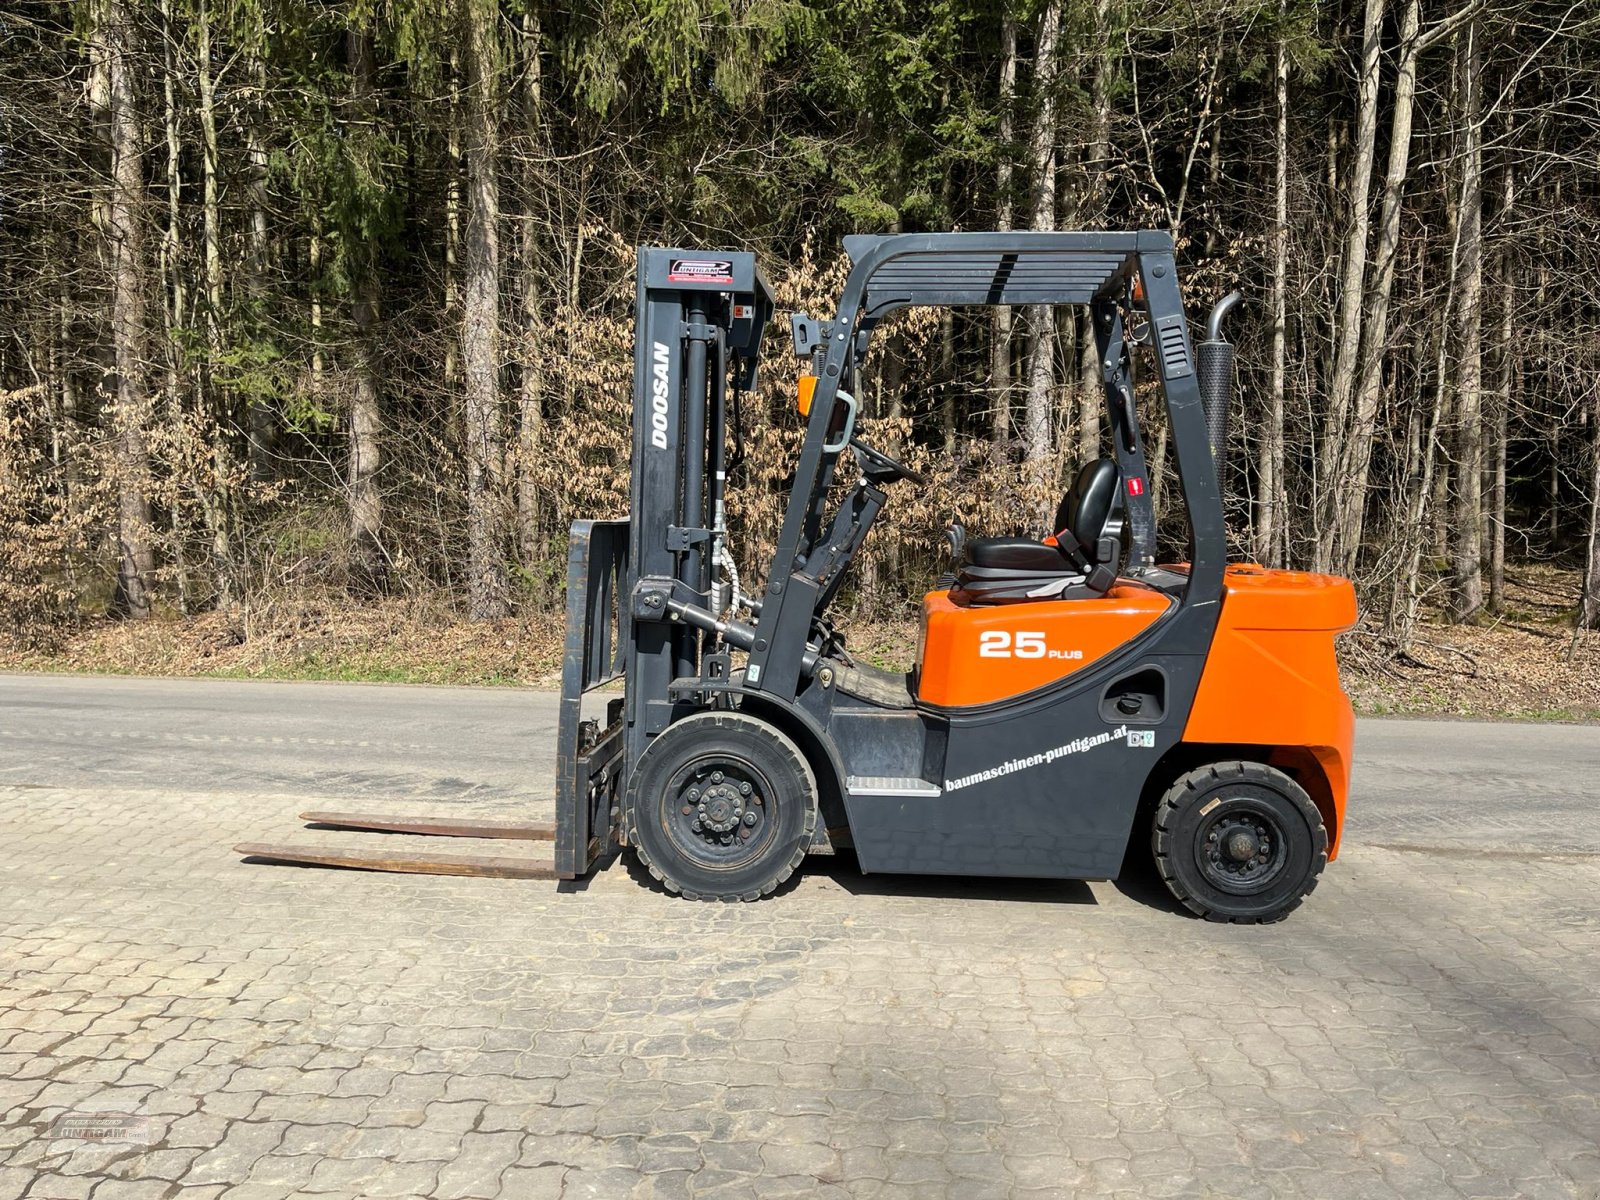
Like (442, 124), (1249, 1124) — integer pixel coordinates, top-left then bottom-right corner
(841, 230), (1174, 318)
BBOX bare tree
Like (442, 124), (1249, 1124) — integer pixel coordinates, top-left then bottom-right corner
(94, 0), (156, 618)
(1333, 0), (1481, 577)
(346, 26), (384, 591)
(1448, 19), (1485, 622)
(1022, 0), (1062, 508)
(1256, 6), (1290, 568)
(1315, 0), (1385, 572)
(515, 10), (546, 570)
(1076, 0), (1114, 463)
(989, 5), (1017, 451)
(1488, 149), (1514, 613)
(461, 0), (508, 619)
(1581, 387), (1600, 631)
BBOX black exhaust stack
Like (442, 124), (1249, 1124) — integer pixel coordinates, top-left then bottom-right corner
(1197, 290), (1243, 486)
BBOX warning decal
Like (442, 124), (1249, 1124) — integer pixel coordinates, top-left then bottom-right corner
(668, 258), (735, 285)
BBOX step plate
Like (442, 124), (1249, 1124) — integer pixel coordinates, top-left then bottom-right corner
(235, 842), (558, 880)
(846, 775), (942, 799)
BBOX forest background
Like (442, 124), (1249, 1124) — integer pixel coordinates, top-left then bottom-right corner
(1, 0), (1598, 718)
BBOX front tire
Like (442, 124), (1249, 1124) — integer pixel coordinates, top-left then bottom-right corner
(628, 712), (817, 902)
(1152, 761), (1327, 923)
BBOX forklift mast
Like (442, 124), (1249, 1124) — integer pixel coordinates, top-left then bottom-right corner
(549, 250), (773, 876)
(625, 250), (773, 753)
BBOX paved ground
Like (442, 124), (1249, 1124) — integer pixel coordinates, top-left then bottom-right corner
(1, 674), (1598, 1199)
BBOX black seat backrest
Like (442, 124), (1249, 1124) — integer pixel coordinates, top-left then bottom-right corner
(1052, 459), (1120, 559)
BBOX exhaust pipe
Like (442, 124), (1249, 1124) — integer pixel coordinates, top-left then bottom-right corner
(1197, 291), (1243, 484)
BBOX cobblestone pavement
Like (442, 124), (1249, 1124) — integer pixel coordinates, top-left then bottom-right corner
(1, 689), (1598, 1198)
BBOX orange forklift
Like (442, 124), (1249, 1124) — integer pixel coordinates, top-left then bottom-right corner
(241, 232), (1356, 922)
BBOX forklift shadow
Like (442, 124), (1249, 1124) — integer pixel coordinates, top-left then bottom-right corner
(808, 855), (1093, 905)
(806, 851), (1196, 915)
(1107, 850), (1194, 917)
(614, 846), (1191, 916)
(800, 851), (1192, 916)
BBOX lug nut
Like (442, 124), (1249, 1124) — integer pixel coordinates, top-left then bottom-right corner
(739, 782), (752, 796)
(711, 771), (724, 783)
(743, 811), (758, 826)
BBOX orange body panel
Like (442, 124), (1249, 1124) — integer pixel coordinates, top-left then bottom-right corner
(1184, 565), (1358, 857)
(918, 585), (1172, 707)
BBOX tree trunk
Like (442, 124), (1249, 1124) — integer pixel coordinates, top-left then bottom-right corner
(939, 309), (957, 453)
(197, 0), (222, 377)
(310, 224), (324, 383)
(444, 51), (462, 388)
(346, 27), (385, 591)
(1315, 0), (1385, 571)
(1022, 0), (1061, 512)
(516, 10), (545, 571)
(1449, 22), (1484, 622)
(244, 52), (274, 479)
(990, 6), (1017, 451)
(1337, 0), (1478, 577)
(99, 0), (155, 618)
(1393, 326), (1448, 648)
(1488, 156), (1515, 613)
(158, 0), (191, 613)
(1256, 15), (1289, 568)
(195, 0), (238, 609)
(1333, 0), (1421, 576)
(461, 0), (508, 619)
(1580, 388), (1600, 631)
(1076, 0), (1113, 462)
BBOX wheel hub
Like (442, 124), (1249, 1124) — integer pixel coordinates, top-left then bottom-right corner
(677, 767), (763, 851)
(697, 784), (745, 834)
(1199, 807), (1283, 892)
(1225, 829), (1260, 862)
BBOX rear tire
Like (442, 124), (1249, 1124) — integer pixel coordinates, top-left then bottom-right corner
(628, 712), (817, 902)
(1152, 761), (1327, 923)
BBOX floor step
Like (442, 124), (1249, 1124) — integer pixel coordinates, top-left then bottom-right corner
(846, 775), (941, 798)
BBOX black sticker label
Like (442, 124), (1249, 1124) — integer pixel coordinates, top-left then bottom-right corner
(667, 258), (735, 285)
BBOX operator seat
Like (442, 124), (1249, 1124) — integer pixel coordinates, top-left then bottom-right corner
(955, 459), (1124, 603)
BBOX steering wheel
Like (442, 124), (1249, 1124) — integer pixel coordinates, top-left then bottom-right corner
(850, 438), (927, 486)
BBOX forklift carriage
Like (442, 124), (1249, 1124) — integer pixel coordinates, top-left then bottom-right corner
(243, 231), (1356, 923)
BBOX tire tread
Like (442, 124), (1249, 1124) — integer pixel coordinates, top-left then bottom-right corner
(629, 712), (817, 903)
(1151, 760), (1327, 924)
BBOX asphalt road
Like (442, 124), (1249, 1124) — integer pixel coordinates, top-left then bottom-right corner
(2, 672), (1596, 854)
